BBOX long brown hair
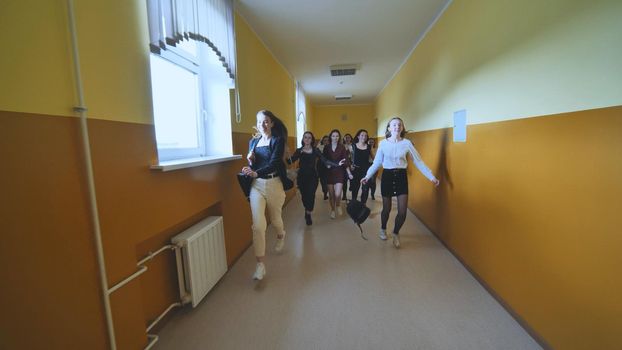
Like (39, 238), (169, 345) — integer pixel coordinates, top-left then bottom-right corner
(253, 110), (289, 139)
(253, 110), (291, 162)
(354, 129), (368, 144)
(329, 129), (342, 144)
(300, 131), (316, 147)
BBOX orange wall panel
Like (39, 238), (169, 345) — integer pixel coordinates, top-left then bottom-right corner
(86, 119), (255, 348)
(406, 106), (622, 350)
(0, 111), (108, 349)
(0, 111), (258, 349)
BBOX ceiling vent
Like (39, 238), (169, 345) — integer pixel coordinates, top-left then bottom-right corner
(330, 64), (360, 76)
(335, 94), (352, 101)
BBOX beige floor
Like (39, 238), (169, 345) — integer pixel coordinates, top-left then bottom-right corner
(153, 189), (542, 350)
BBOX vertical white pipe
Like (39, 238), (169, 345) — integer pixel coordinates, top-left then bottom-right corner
(66, 1), (117, 349)
(232, 7), (241, 124)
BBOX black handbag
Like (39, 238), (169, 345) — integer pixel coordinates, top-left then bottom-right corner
(237, 138), (259, 201)
(347, 199), (370, 240)
(282, 175), (294, 191)
(236, 172), (253, 201)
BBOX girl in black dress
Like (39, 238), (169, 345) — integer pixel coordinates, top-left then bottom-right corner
(288, 132), (340, 225)
(342, 133), (354, 201)
(349, 129), (372, 204)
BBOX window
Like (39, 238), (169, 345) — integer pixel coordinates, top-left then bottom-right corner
(149, 39), (234, 162)
(296, 112), (306, 146)
(146, 0), (237, 166)
(295, 81), (307, 145)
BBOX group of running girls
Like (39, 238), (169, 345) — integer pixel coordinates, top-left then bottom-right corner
(242, 110), (440, 280)
(299, 129), (372, 223)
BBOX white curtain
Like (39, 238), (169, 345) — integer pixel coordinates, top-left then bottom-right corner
(296, 81), (306, 122)
(147, 0), (236, 79)
(296, 81), (307, 145)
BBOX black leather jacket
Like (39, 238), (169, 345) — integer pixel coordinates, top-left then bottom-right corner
(249, 136), (293, 190)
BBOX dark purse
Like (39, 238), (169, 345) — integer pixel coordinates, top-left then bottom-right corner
(282, 176), (294, 191)
(237, 137), (259, 201)
(346, 199), (371, 240)
(236, 173), (253, 201)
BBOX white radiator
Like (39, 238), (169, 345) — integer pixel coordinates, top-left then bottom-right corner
(172, 216), (228, 307)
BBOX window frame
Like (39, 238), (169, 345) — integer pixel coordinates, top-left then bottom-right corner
(149, 39), (234, 165)
(150, 44), (208, 161)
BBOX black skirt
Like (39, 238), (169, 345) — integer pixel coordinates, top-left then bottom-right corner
(381, 168), (408, 197)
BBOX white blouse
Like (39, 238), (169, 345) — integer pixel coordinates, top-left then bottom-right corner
(365, 139), (436, 182)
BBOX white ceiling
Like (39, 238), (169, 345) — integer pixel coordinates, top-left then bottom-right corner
(235, 0), (451, 106)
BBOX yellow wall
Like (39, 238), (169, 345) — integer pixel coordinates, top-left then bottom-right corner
(0, 0), (75, 116)
(376, 0), (622, 134)
(0, 2), (296, 349)
(311, 104), (376, 140)
(304, 94), (314, 134)
(0, 0), (153, 124)
(375, 0), (622, 348)
(233, 13), (295, 135)
(73, 0), (153, 123)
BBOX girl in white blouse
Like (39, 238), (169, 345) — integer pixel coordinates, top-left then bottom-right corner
(362, 117), (440, 248)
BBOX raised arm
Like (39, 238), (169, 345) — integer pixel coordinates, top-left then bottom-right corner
(247, 137), (259, 165)
(287, 148), (301, 165)
(314, 147), (340, 167)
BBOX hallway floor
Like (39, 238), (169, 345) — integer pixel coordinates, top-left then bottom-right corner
(153, 189), (541, 350)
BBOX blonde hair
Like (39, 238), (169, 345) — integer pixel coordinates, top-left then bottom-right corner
(384, 117), (406, 139)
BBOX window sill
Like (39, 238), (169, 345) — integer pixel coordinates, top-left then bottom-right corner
(150, 154), (243, 172)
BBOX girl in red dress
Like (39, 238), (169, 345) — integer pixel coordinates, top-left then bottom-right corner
(322, 129), (352, 219)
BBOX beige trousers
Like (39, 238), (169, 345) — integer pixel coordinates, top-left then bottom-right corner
(250, 177), (286, 257)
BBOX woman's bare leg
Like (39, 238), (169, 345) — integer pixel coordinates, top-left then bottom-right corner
(334, 183), (344, 209)
(327, 184), (336, 210)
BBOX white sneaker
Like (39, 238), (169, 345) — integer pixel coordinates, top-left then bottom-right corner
(379, 229), (388, 240)
(253, 263), (266, 280)
(336, 206), (343, 216)
(275, 236), (285, 252)
(330, 210), (336, 219)
(392, 234), (401, 249)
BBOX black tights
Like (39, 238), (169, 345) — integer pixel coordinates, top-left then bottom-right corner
(380, 194), (408, 235)
(350, 168), (369, 204)
(299, 176), (318, 212)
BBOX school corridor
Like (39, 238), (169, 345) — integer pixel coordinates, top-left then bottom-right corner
(1, 0), (621, 349)
(152, 189), (542, 350)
